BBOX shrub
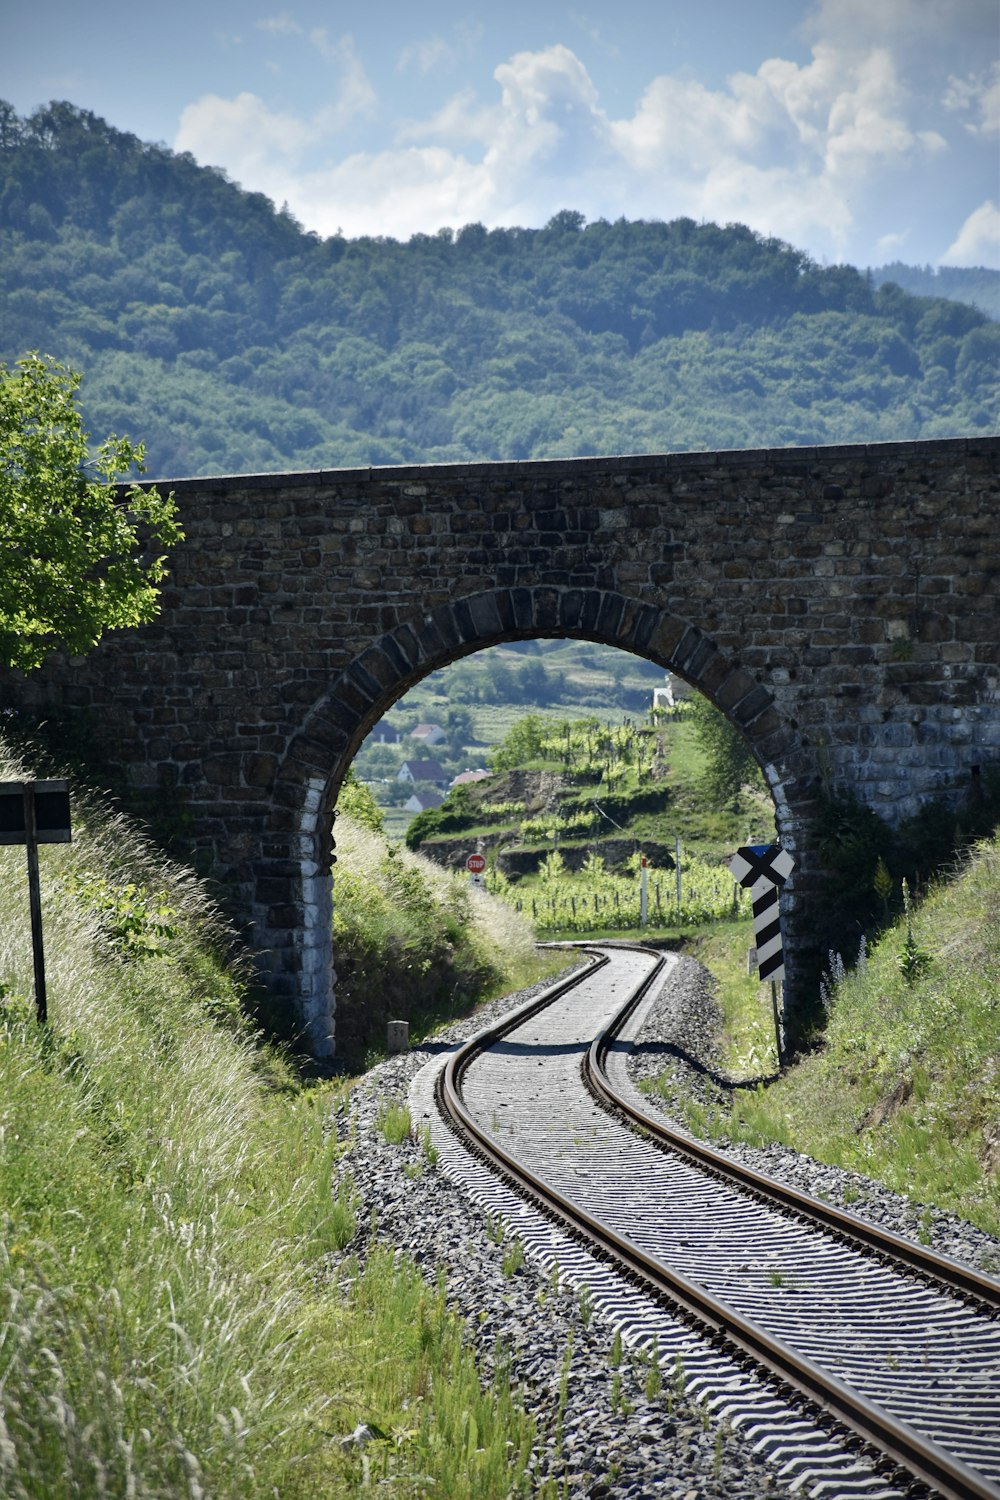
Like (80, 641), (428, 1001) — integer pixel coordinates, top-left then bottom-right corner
(333, 815), (538, 1065)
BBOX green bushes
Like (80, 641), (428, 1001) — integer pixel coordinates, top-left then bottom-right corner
(333, 814), (541, 1065)
(506, 848), (747, 935)
(815, 774), (1000, 955)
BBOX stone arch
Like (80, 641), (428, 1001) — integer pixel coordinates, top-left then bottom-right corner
(252, 585), (808, 1056)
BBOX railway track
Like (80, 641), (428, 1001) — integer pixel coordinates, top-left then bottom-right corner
(426, 945), (1000, 1500)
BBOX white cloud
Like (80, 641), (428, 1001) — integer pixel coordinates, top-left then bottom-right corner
(396, 36), (458, 76)
(567, 10), (620, 58)
(176, 31), (375, 189)
(307, 33), (376, 125)
(176, 91), (316, 177)
(395, 22), (482, 78)
(875, 229), (911, 258)
(944, 61), (1000, 137)
(941, 200), (1000, 267)
(248, 20), (375, 122)
(293, 147), (490, 239)
(608, 32), (940, 255)
(171, 13), (987, 263)
(395, 88), (498, 148)
(255, 14), (302, 38)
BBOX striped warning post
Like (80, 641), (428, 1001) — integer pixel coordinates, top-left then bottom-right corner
(727, 845), (795, 984)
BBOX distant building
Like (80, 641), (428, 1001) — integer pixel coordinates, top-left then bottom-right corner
(450, 768), (492, 787)
(653, 673), (692, 711)
(397, 758), (449, 787)
(410, 723), (445, 746)
(371, 721), (400, 744)
(403, 790), (445, 814)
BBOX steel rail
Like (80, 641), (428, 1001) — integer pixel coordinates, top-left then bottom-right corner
(438, 947), (1000, 1500)
(587, 961), (1000, 1313)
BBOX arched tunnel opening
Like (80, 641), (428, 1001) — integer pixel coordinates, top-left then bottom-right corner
(327, 633), (784, 1072)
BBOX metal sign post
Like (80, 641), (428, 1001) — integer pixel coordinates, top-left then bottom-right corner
(727, 843), (795, 1067)
(0, 781), (72, 1023)
(466, 851), (486, 889)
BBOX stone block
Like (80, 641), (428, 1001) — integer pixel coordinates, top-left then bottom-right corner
(387, 1020), (410, 1054)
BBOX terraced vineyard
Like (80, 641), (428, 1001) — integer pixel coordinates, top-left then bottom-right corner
(403, 709), (773, 938)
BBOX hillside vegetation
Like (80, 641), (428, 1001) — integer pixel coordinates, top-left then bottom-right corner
(330, 776), (554, 1066)
(871, 262), (1000, 319)
(403, 706), (773, 938)
(0, 742), (554, 1497)
(354, 639), (667, 840)
(1, 101), (997, 478)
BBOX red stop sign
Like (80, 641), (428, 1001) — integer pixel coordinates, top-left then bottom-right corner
(466, 853), (486, 873)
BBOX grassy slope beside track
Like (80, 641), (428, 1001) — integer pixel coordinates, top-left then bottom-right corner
(660, 843), (1000, 1241)
(0, 741), (559, 1499)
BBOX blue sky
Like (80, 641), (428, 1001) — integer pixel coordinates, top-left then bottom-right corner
(3, 0), (998, 267)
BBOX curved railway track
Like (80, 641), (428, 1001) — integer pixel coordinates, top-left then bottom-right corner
(431, 945), (1000, 1500)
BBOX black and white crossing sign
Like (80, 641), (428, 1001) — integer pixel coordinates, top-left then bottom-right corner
(728, 844), (794, 891)
(728, 844), (795, 984)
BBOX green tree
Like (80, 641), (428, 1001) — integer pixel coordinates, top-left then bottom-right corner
(490, 713), (547, 771)
(0, 353), (182, 670)
(443, 704), (475, 754)
(687, 695), (760, 812)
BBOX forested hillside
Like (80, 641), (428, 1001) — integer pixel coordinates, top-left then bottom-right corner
(2, 100), (997, 478)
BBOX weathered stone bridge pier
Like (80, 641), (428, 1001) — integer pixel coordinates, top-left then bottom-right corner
(3, 437), (998, 1054)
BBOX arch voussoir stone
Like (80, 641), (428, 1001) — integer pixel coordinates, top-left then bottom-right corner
(252, 581), (796, 1054)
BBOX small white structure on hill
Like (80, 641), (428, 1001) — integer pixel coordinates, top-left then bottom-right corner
(652, 673), (691, 711)
(410, 723), (445, 746)
(403, 789), (445, 814)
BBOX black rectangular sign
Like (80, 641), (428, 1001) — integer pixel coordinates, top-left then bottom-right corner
(0, 781), (72, 844)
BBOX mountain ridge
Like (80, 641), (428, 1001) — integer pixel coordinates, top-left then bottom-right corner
(2, 99), (997, 477)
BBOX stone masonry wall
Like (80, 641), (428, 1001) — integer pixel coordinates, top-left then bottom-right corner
(2, 437), (997, 1055)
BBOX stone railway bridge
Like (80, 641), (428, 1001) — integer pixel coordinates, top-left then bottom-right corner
(3, 437), (998, 1056)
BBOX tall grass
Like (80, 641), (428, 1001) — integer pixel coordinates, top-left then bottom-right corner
(0, 742), (544, 1496)
(687, 919), (780, 1079)
(682, 836), (1000, 1237)
(332, 814), (553, 1064)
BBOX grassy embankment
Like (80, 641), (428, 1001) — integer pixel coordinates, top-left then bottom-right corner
(332, 775), (567, 1067)
(654, 845), (1000, 1241)
(0, 742), (561, 1498)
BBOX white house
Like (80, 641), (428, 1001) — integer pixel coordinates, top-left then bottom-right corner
(403, 790), (445, 814)
(397, 758), (449, 787)
(652, 673), (692, 711)
(410, 723), (445, 746)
